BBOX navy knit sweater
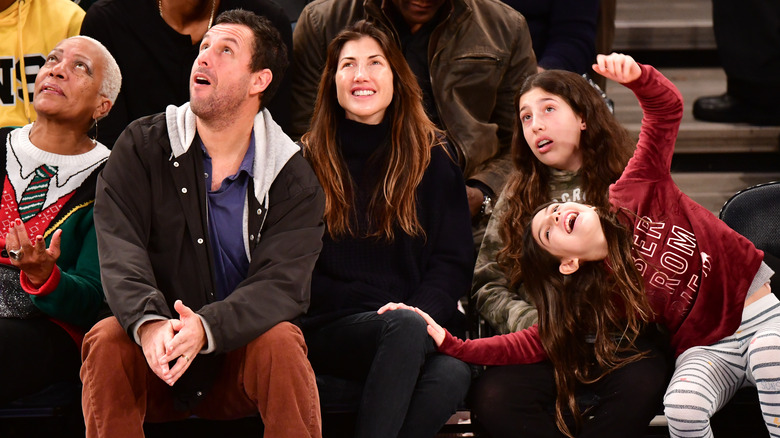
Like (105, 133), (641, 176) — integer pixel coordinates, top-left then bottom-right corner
(303, 117), (474, 329)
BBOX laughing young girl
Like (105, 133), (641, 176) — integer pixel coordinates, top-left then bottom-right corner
(413, 54), (780, 438)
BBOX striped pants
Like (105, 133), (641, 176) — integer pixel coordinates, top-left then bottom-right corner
(664, 293), (780, 438)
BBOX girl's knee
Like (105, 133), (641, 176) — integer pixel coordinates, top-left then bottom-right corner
(748, 329), (780, 353)
(748, 329), (780, 379)
(663, 384), (714, 427)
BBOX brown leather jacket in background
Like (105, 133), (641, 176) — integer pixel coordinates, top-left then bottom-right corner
(291, 0), (537, 195)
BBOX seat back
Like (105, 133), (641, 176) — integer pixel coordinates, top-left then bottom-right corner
(719, 181), (780, 276)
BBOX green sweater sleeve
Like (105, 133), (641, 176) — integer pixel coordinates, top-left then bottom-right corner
(28, 205), (105, 329)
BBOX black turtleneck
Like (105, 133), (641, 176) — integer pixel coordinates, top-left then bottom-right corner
(303, 117), (474, 330)
(338, 116), (391, 203)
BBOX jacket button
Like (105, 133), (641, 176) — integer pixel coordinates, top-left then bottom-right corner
(173, 162), (179, 167)
(196, 391), (202, 397)
(257, 208), (262, 215)
(197, 238), (204, 244)
(181, 188), (188, 194)
(250, 234), (254, 240)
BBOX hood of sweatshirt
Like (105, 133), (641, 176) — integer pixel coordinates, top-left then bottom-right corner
(164, 102), (300, 206)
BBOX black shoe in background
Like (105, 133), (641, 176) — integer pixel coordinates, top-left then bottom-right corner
(693, 93), (780, 126)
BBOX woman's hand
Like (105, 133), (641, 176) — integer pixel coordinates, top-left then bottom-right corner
(592, 53), (642, 84)
(5, 219), (61, 288)
(412, 307), (446, 347)
(376, 302), (416, 314)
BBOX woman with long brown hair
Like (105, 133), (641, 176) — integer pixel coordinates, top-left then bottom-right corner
(299, 20), (473, 438)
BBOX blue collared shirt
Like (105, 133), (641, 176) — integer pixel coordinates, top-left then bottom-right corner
(201, 135), (255, 301)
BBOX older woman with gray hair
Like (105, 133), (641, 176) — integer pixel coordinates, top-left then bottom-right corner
(0, 35), (120, 404)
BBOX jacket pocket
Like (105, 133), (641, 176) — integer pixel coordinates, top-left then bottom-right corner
(443, 52), (507, 119)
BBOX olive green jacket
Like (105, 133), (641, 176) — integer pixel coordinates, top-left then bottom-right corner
(473, 170), (583, 334)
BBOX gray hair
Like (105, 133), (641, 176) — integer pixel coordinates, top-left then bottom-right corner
(67, 36), (122, 108)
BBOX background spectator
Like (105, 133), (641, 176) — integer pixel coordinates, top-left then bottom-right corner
(80, 0), (293, 146)
(502, 0), (598, 75)
(692, 0), (780, 125)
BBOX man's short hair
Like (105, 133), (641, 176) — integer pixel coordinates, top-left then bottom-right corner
(214, 9), (289, 105)
(68, 35), (122, 106)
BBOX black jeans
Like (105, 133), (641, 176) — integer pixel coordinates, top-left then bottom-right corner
(0, 317), (80, 405)
(304, 309), (472, 438)
(471, 333), (671, 438)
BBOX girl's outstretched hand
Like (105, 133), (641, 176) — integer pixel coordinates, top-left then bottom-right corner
(592, 53), (642, 84)
(412, 307), (446, 347)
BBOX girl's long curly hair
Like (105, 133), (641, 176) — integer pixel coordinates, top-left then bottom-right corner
(520, 203), (653, 436)
(499, 70), (634, 287)
(300, 20), (442, 240)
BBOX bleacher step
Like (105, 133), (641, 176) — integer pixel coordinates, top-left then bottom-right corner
(614, 0), (715, 51)
(610, 67), (780, 155)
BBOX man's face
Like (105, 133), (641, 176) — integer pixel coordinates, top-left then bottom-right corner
(190, 23), (258, 120)
(390, 0), (446, 32)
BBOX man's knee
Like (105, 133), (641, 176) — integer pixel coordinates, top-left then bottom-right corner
(82, 317), (135, 363)
(247, 322), (308, 360)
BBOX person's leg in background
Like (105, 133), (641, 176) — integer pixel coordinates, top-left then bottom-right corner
(693, 0), (780, 125)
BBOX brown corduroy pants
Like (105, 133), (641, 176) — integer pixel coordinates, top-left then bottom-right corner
(80, 317), (321, 438)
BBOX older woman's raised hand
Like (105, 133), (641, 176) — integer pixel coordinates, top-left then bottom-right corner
(5, 219), (61, 288)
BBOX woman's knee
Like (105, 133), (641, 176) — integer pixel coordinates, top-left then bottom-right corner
(376, 308), (429, 345)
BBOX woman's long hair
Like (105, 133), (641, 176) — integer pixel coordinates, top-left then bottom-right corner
(301, 20), (442, 240)
(499, 70), (634, 286)
(520, 203), (653, 436)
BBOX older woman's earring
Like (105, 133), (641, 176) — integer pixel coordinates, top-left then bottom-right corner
(91, 118), (98, 145)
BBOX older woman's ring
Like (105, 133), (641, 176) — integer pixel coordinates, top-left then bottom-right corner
(8, 248), (23, 261)
(182, 354), (190, 363)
